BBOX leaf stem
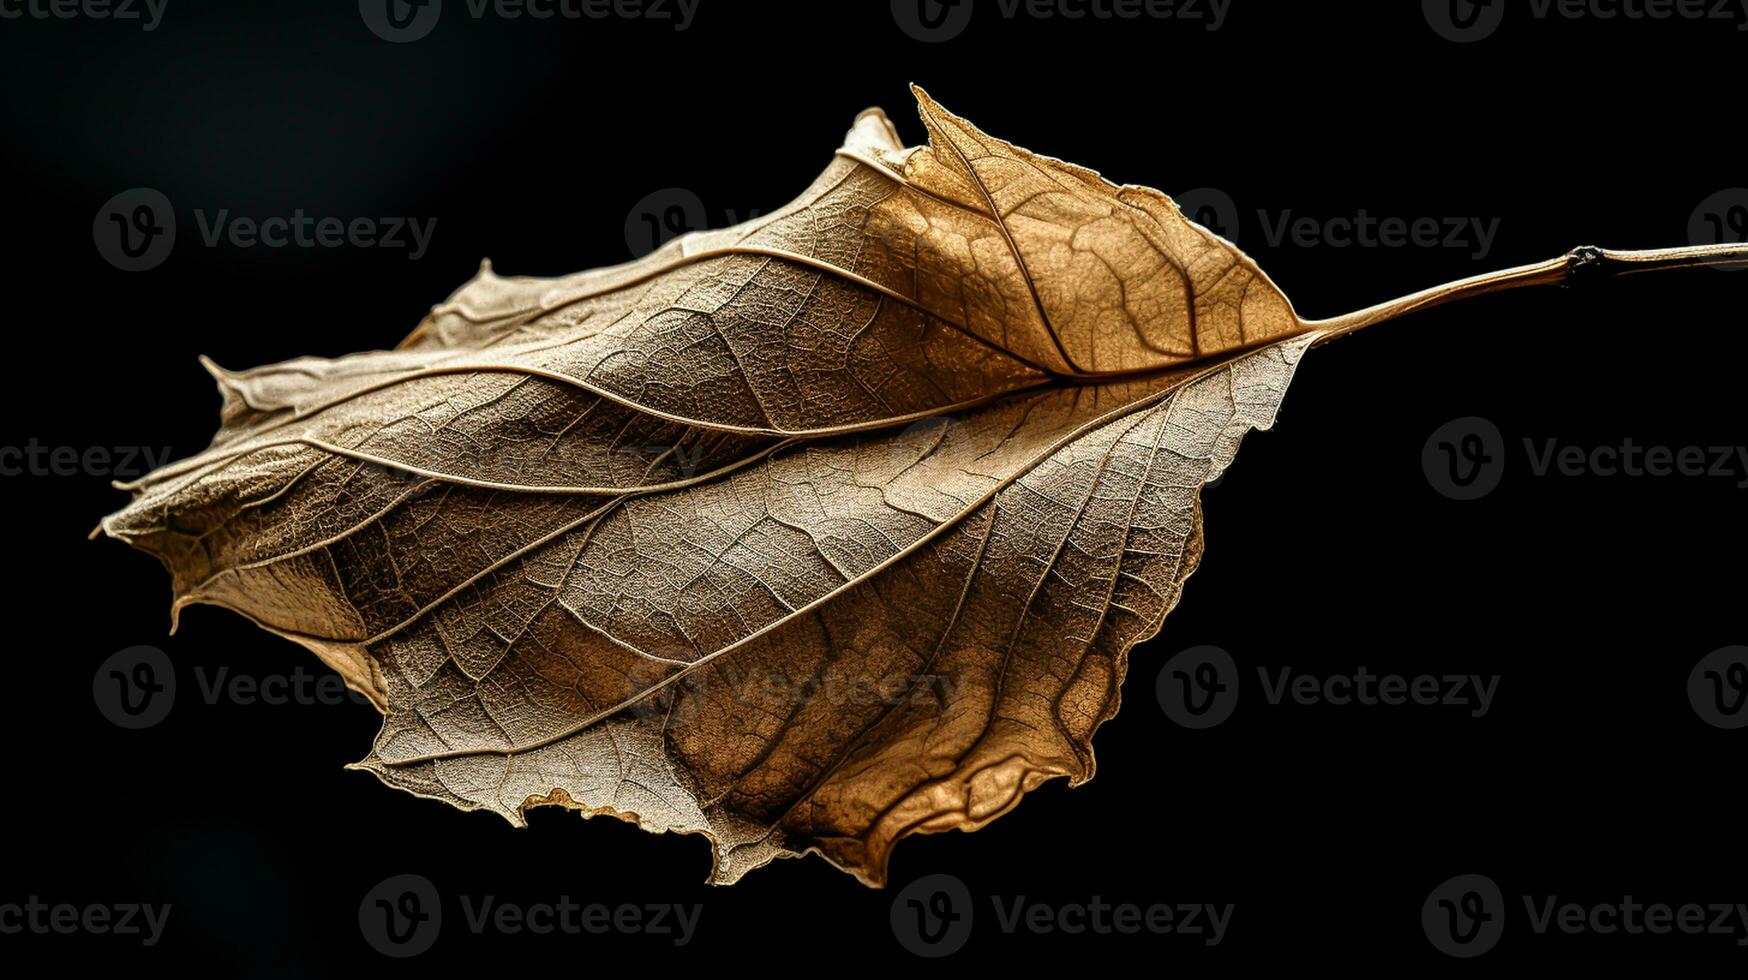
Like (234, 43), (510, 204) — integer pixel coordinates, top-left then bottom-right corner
(1304, 243), (1748, 342)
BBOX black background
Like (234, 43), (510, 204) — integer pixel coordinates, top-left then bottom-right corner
(2, 0), (1744, 972)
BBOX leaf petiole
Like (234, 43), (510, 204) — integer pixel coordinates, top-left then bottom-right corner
(1306, 242), (1748, 342)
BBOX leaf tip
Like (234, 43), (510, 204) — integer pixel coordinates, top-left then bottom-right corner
(908, 82), (938, 114)
(167, 591), (216, 636)
(196, 353), (229, 382)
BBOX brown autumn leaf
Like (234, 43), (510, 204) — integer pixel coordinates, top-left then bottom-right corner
(100, 85), (1748, 886)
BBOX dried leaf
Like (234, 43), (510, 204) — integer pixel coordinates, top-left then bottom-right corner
(100, 86), (1748, 886)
